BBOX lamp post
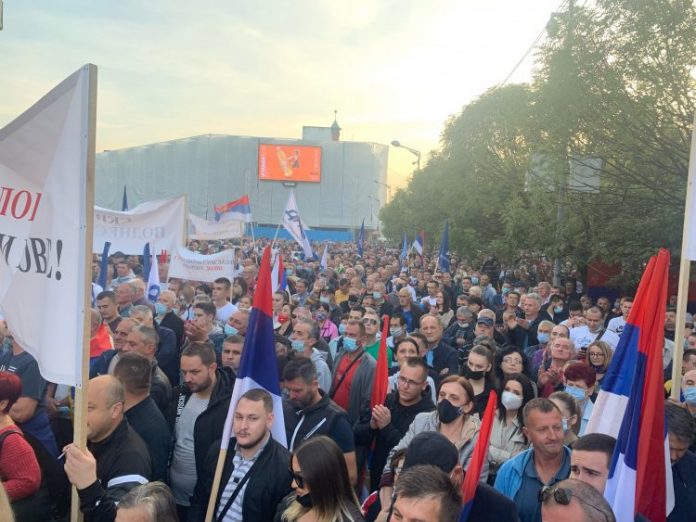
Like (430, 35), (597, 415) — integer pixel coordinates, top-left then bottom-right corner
(391, 140), (422, 171)
(373, 179), (392, 202)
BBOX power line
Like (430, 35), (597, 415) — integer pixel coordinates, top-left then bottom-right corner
(496, 0), (570, 88)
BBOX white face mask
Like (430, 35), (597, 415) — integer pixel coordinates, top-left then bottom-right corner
(501, 391), (523, 411)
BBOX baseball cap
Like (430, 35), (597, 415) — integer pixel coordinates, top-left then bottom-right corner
(402, 431), (458, 473)
(476, 316), (494, 327)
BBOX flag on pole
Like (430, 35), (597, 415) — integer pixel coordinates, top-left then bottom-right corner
(438, 221), (450, 273)
(357, 219), (365, 258)
(370, 315), (391, 410)
(215, 195), (252, 223)
(459, 390), (497, 521)
(220, 246), (287, 448)
(320, 244), (328, 271)
(142, 243), (151, 282)
(271, 252), (287, 294)
(146, 242), (161, 303)
(281, 190), (314, 259)
(399, 233), (408, 266)
(586, 248), (673, 522)
(121, 185), (129, 211)
(97, 242), (111, 291)
(412, 230), (424, 257)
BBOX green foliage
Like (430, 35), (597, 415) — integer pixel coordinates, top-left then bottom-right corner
(380, 0), (696, 275)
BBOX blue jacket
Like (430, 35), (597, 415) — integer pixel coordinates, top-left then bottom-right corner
(494, 446), (571, 500)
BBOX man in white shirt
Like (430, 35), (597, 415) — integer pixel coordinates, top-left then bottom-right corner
(213, 277), (238, 324)
(606, 296), (633, 336)
(570, 306), (620, 351)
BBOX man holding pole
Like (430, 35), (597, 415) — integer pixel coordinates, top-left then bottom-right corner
(188, 388), (292, 521)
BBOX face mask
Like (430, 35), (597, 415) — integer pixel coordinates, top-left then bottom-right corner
(562, 418), (570, 433)
(471, 277), (479, 285)
(291, 340), (305, 352)
(285, 269), (294, 276)
(343, 337), (359, 352)
(437, 399), (463, 424)
(501, 391), (523, 411)
(458, 322), (470, 329)
(554, 306), (564, 314)
(373, 291), (382, 300)
(224, 324), (239, 336)
(537, 332), (550, 344)
(390, 327), (403, 338)
(565, 385), (587, 403)
(338, 323), (347, 335)
(155, 302), (168, 316)
(296, 492), (313, 509)
(278, 314), (290, 324)
(502, 287), (511, 295)
(463, 366), (485, 381)
(315, 313), (327, 322)
(319, 296), (330, 304)
(683, 386), (696, 406)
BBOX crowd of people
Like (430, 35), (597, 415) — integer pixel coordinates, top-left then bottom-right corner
(0, 238), (695, 521)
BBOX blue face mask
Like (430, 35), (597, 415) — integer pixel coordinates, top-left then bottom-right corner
(502, 287), (511, 295)
(565, 385), (587, 403)
(683, 386), (696, 406)
(320, 296), (330, 304)
(373, 291), (382, 300)
(537, 332), (550, 344)
(224, 324), (239, 336)
(471, 277), (479, 285)
(338, 324), (347, 335)
(291, 340), (305, 352)
(343, 337), (359, 352)
(554, 306), (564, 314)
(155, 302), (168, 316)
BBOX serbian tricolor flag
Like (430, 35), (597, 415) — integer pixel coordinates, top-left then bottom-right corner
(271, 252), (287, 294)
(459, 390), (496, 521)
(586, 248), (673, 521)
(412, 230), (425, 260)
(220, 246), (287, 448)
(370, 316), (391, 409)
(215, 195), (252, 223)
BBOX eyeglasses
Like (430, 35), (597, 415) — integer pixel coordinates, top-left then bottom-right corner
(502, 357), (522, 365)
(288, 468), (304, 489)
(397, 376), (426, 388)
(538, 486), (609, 522)
(589, 352), (605, 358)
(363, 318), (379, 326)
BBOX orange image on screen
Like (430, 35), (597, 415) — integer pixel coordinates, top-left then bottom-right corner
(258, 144), (322, 182)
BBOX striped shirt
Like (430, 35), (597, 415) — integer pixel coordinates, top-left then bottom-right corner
(216, 433), (270, 521)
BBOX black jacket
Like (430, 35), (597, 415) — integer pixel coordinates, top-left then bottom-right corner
(283, 392), (351, 451)
(78, 419), (152, 522)
(668, 450), (696, 522)
(167, 367), (235, 478)
(160, 310), (185, 350)
(124, 396), (172, 482)
(354, 390), (435, 491)
(393, 305), (424, 332)
(188, 435), (292, 522)
(428, 340), (459, 386)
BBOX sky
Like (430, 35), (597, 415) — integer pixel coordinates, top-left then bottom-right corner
(0, 0), (563, 189)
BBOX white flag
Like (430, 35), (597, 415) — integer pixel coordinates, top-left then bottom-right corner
(0, 65), (96, 387)
(147, 243), (161, 303)
(320, 244), (328, 270)
(281, 190), (314, 258)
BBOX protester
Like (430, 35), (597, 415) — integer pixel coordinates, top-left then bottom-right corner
(586, 341), (612, 390)
(539, 479), (616, 522)
(116, 481), (179, 522)
(550, 391), (581, 448)
(665, 401), (696, 522)
(462, 344), (496, 416)
(387, 338), (437, 403)
(277, 435), (364, 522)
(569, 433), (616, 494)
(563, 364), (596, 436)
(220, 335), (244, 374)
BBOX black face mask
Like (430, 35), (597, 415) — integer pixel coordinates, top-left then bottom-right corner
(296, 492), (313, 509)
(462, 366), (485, 381)
(437, 399), (462, 424)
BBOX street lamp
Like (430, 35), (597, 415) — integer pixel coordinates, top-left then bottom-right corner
(391, 140), (422, 171)
(373, 179), (392, 202)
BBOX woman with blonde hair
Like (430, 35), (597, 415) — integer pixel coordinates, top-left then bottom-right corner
(586, 340), (612, 390)
(278, 436), (363, 522)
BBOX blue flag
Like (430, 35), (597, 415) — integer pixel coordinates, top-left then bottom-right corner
(438, 221), (450, 273)
(400, 233), (408, 265)
(121, 185), (129, 211)
(97, 242), (111, 291)
(357, 219), (365, 258)
(142, 243), (151, 283)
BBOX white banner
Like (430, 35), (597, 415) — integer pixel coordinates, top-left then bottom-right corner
(281, 189), (314, 258)
(168, 244), (238, 283)
(188, 213), (244, 240)
(93, 196), (185, 255)
(0, 65), (95, 387)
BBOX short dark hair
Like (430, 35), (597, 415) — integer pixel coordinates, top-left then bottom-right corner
(193, 301), (216, 318)
(390, 313), (406, 326)
(568, 300), (583, 312)
(223, 335), (244, 345)
(181, 342), (217, 366)
(214, 277), (231, 289)
(114, 352), (152, 394)
(394, 465), (461, 522)
(282, 356), (317, 384)
(665, 401), (696, 444)
(239, 388), (273, 413)
(401, 356), (428, 380)
(96, 290), (116, 303)
(523, 397), (561, 426)
(573, 433), (616, 465)
(683, 348), (696, 360)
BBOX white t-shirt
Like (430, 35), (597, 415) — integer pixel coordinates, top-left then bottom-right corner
(570, 325), (620, 351)
(216, 301), (239, 324)
(607, 316), (626, 336)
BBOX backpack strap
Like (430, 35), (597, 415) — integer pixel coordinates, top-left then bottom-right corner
(0, 429), (24, 450)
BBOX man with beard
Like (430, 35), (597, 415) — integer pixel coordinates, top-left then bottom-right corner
(354, 357), (435, 491)
(167, 342), (234, 520)
(282, 356), (358, 485)
(188, 389), (292, 521)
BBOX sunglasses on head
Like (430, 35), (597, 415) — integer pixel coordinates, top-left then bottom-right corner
(288, 468), (304, 489)
(538, 486), (609, 522)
